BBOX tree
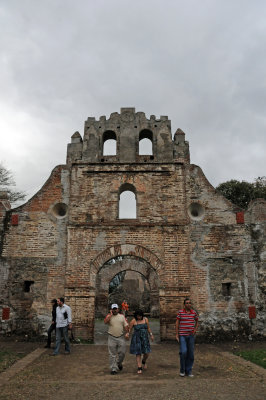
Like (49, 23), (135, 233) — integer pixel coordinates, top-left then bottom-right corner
(0, 163), (26, 204)
(216, 177), (266, 209)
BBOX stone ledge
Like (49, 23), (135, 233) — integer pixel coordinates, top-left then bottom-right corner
(0, 347), (46, 385)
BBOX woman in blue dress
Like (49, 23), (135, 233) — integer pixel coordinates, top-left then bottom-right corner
(126, 309), (154, 374)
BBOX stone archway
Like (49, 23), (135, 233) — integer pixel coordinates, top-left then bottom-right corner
(91, 244), (162, 282)
(89, 244), (163, 341)
(95, 255), (159, 318)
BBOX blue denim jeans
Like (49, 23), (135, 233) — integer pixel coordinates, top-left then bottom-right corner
(179, 335), (195, 375)
(53, 326), (70, 355)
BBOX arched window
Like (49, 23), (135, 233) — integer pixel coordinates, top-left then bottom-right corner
(139, 129), (153, 155)
(103, 130), (117, 155)
(119, 184), (137, 219)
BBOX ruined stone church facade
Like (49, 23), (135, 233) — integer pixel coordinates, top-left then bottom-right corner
(0, 108), (265, 340)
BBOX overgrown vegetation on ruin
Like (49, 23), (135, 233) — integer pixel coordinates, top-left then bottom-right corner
(216, 177), (266, 209)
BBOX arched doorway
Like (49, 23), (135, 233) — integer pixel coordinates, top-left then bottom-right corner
(109, 270), (152, 315)
(95, 255), (159, 317)
(88, 244), (163, 342)
(94, 255), (160, 342)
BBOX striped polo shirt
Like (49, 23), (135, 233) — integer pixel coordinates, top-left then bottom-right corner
(176, 309), (198, 336)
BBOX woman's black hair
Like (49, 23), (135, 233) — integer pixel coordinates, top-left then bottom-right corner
(134, 309), (144, 320)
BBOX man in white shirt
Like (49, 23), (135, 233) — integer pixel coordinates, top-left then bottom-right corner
(51, 297), (72, 356)
(104, 303), (128, 374)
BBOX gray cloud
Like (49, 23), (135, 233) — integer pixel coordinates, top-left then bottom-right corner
(0, 0), (265, 202)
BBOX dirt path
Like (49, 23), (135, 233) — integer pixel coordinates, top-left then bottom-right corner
(0, 340), (265, 400)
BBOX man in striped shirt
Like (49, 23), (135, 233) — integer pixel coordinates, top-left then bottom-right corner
(176, 298), (199, 377)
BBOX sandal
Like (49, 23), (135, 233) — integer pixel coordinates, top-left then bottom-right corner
(137, 367), (142, 374)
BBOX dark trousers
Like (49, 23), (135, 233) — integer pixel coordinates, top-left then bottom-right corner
(47, 323), (56, 346)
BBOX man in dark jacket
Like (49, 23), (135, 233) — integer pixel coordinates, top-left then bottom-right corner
(45, 299), (57, 348)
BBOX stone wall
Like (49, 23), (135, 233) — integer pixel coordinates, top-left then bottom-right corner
(0, 166), (69, 334)
(0, 108), (265, 341)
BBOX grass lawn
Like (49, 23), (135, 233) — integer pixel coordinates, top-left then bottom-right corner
(0, 350), (24, 373)
(236, 349), (266, 369)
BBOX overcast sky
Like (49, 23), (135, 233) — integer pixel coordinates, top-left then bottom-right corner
(1, 0), (265, 205)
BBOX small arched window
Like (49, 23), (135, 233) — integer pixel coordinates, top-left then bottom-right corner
(119, 184), (137, 219)
(139, 129), (153, 155)
(103, 130), (117, 155)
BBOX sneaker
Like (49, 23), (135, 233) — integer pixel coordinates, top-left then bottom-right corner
(118, 364), (123, 371)
(179, 372), (185, 377)
(188, 374), (194, 378)
(44, 345), (51, 348)
(111, 370), (117, 375)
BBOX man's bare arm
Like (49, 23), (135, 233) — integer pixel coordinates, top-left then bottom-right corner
(175, 319), (179, 342)
(193, 319), (199, 335)
(104, 311), (112, 324)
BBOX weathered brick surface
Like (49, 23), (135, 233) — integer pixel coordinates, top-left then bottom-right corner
(0, 108), (265, 340)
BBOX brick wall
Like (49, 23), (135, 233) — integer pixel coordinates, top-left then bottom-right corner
(0, 109), (265, 340)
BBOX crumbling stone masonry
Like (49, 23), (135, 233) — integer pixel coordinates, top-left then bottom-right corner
(0, 108), (265, 340)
